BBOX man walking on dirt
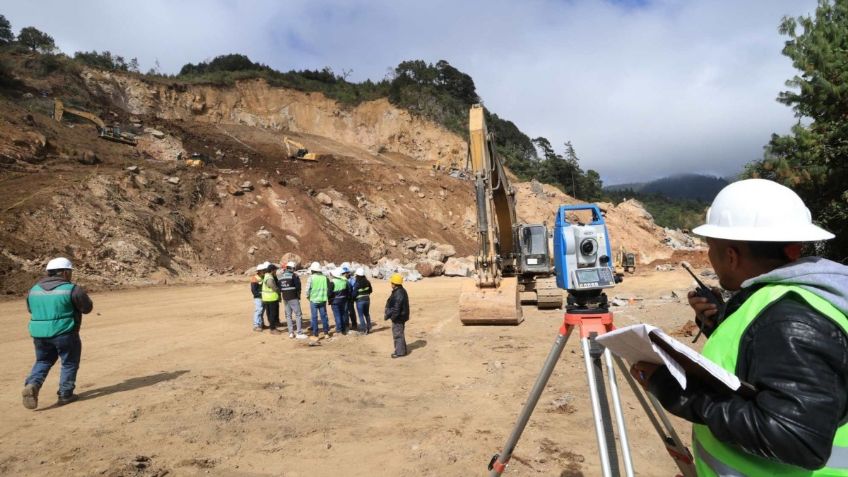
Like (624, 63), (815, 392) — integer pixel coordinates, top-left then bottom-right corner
(277, 260), (306, 339)
(261, 263), (282, 335)
(384, 273), (409, 358)
(630, 179), (848, 475)
(306, 262), (330, 337)
(22, 257), (93, 409)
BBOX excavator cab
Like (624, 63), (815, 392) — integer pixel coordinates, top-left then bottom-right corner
(516, 224), (551, 275)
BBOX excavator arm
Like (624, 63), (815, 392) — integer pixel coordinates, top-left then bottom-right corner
(460, 104), (523, 325)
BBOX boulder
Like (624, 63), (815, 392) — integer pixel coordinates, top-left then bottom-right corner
(426, 249), (445, 263)
(126, 165), (140, 173)
(316, 192), (333, 206)
(444, 257), (473, 277)
(409, 185), (420, 194)
(280, 253), (303, 269)
(240, 181), (254, 192)
(260, 178), (271, 187)
(367, 205), (386, 219)
(416, 260), (444, 277)
(435, 243), (457, 258)
(256, 229), (272, 239)
(226, 183), (244, 196)
(145, 128), (166, 139)
(78, 150), (100, 165)
(167, 176), (180, 185)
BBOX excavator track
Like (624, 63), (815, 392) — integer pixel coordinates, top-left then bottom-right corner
(459, 277), (523, 325)
(533, 276), (563, 309)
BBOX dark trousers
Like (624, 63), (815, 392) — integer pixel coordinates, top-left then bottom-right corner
(331, 299), (348, 333)
(25, 332), (82, 397)
(347, 297), (357, 330)
(263, 301), (280, 329)
(392, 321), (407, 356)
(356, 299), (371, 333)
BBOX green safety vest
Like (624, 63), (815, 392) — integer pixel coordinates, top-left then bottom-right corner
(27, 283), (76, 338)
(308, 274), (328, 304)
(695, 284), (848, 477)
(261, 273), (279, 302)
(332, 277), (347, 292)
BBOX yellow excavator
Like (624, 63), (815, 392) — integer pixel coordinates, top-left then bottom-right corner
(459, 104), (562, 325)
(283, 136), (320, 161)
(614, 246), (637, 275)
(53, 99), (137, 146)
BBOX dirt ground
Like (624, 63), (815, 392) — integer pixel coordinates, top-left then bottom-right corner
(0, 268), (709, 477)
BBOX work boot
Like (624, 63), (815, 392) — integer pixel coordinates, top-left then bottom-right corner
(22, 383), (39, 410)
(269, 329), (281, 335)
(57, 394), (79, 406)
(253, 326), (262, 332)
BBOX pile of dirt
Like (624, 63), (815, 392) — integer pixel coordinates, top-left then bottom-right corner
(0, 54), (690, 294)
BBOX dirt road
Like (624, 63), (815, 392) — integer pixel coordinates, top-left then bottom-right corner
(0, 270), (701, 476)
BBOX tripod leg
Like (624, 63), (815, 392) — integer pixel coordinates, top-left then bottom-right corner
(582, 335), (618, 477)
(603, 348), (635, 477)
(612, 356), (697, 477)
(488, 325), (575, 476)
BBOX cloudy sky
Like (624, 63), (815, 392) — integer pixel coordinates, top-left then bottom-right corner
(3, 0), (817, 184)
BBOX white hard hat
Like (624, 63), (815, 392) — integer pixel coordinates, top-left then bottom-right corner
(332, 267), (343, 278)
(693, 179), (834, 242)
(286, 261), (296, 269)
(46, 257), (73, 271)
(256, 262), (267, 271)
(309, 261), (322, 272)
(355, 267), (365, 277)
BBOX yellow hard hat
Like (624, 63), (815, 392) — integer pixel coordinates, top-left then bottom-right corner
(389, 273), (403, 285)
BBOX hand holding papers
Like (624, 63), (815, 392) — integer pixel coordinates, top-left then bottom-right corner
(596, 324), (756, 398)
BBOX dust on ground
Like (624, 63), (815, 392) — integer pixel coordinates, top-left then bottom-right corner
(0, 267), (706, 476)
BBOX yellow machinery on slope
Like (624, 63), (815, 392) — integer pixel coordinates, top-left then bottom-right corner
(283, 136), (320, 161)
(459, 104), (562, 325)
(614, 246), (636, 275)
(53, 99), (137, 146)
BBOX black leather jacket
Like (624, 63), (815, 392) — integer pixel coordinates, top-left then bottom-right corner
(648, 284), (848, 470)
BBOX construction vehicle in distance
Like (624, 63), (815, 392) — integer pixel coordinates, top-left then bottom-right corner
(614, 246), (637, 276)
(459, 104), (562, 325)
(283, 136), (320, 161)
(53, 99), (137, 146)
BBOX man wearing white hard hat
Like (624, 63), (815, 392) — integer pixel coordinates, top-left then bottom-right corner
(22, 257), (93, 409)
(631, 179), (848, 475)
(276, 260), (306, 339)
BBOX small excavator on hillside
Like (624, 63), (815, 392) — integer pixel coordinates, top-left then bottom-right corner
(53, 99), (137, 146)
(283, 136), (320, 161)
(459, 104), (562, 325)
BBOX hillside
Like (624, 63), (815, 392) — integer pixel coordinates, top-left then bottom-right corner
(0, 49), (693, 294)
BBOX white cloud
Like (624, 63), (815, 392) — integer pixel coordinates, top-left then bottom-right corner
(2, 0), (818, 183)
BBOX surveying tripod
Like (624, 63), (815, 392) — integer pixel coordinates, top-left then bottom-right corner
(487, 292), (697, 477)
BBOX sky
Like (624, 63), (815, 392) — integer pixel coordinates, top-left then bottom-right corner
(2, 0), (819, 184)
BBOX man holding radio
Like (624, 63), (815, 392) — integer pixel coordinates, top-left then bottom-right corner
(631, 179), (848, 475)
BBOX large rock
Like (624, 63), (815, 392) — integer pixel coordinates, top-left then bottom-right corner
(426, 249), (445, 263)
(316, 192), (333, 206)
(444, 257), (474, 277)
(416, 260), (444, 277)
(280, 252), (302, 269)
(435, 243), (457, 259)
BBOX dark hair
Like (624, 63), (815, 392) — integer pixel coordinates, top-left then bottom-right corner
(47, 270), (60, 277)
(745, 241), (793, 261)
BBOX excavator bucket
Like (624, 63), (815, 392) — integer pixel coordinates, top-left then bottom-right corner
(459, 277), (523, 325)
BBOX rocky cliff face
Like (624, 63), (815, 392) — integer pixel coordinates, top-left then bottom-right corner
(80, 70), (467, 166)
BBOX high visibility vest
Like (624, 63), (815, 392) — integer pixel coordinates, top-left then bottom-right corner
(694, 284), (848, 477)
(28, 283), (76, 338)
(308, 274), (328, 304)
(260, 273), (279, 302)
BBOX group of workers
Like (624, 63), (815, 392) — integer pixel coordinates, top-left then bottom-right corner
(250, 259), (410, 358)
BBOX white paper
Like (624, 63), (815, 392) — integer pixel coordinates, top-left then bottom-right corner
(595, 324), (741, 391)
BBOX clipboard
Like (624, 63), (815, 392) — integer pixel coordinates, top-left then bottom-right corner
(648, 331), (757, 399)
